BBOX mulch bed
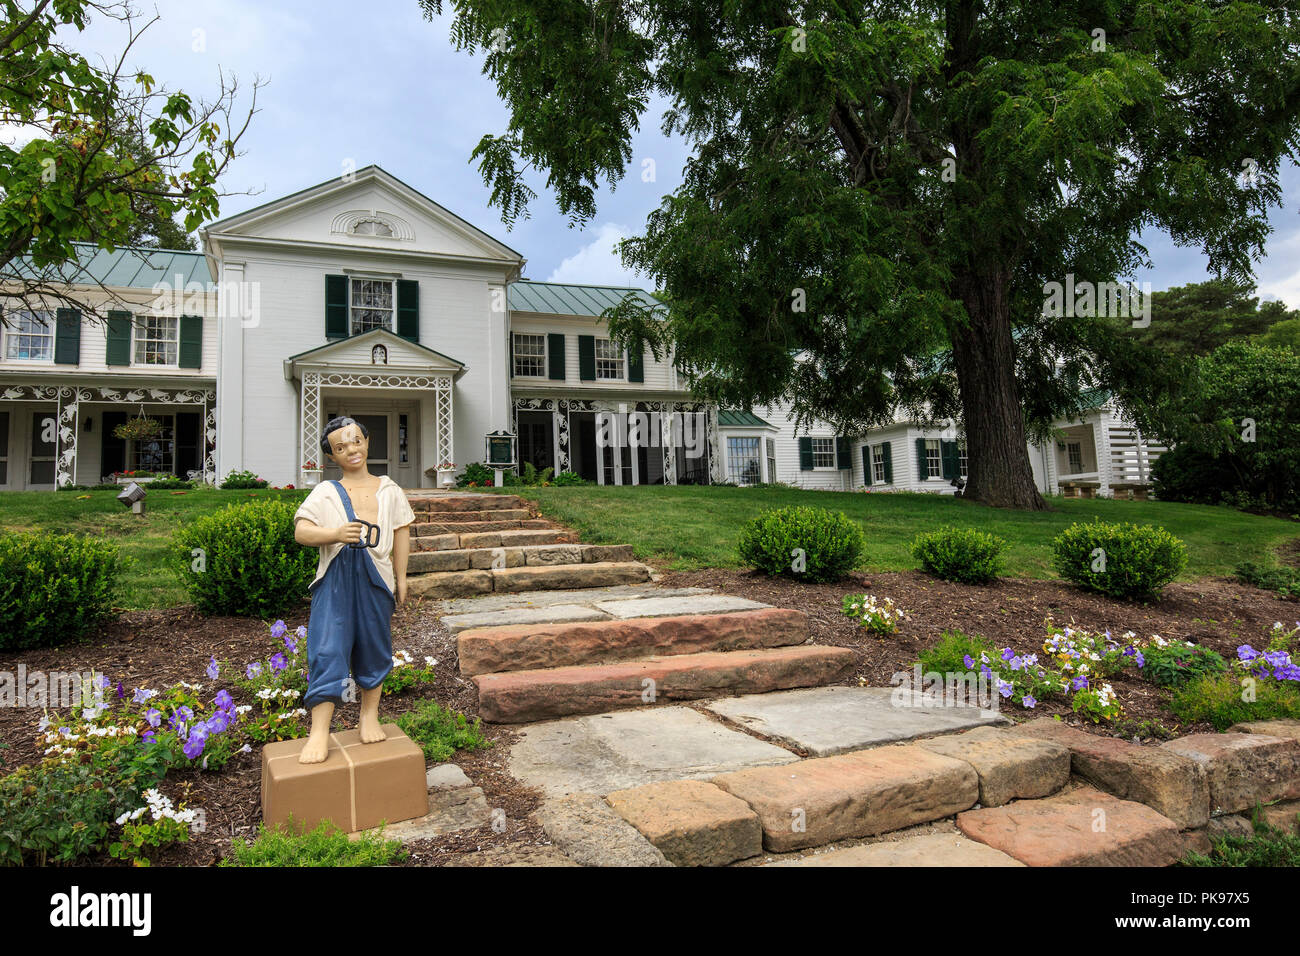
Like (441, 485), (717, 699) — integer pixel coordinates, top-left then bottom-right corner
(3, 567), (1294, 866)
(658, 567), (1295, 734)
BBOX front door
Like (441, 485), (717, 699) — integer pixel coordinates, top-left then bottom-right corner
(323, 411), (391, 480)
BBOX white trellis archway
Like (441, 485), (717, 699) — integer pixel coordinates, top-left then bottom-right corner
(298, 369), (454, 487)
(0, 383), (215, 488)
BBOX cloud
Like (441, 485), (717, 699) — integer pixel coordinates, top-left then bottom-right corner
(545, 223), (647, 287)
(1256, 225), (1300, 310)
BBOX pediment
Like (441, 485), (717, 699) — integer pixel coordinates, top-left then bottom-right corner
(283, 328), (465, 380)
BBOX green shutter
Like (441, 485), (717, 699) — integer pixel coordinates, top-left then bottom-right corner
(836, 436), (850, 470)
(396, 279), (419, 342)
(178, 314), (202, 369)
(325, 274), (348, 340)
(941, 440), (959, 480)
(106, 310), (132, 366)
(798, 436), (813, 470)
(915, 437), (928, 480)
(861, 445), (871, 482)
(509, 332), (516, 377)
(627, 346), (644, 383)
(54, 308), (80, 365)
(547, 333), (565, 380)
(578, 335), (596, 381)
(882, 441), (893, 484)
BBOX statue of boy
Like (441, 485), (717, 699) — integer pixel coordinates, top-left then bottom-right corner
(292, 416), (415, 764)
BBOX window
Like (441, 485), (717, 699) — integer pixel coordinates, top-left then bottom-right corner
(5, 310), (54, 361)
(766, 438), (776, 482)
(595, 337), (624, 380)
(727, 437), (761, 485)
(1067, 441), (1083, 473)
(811, 437), (836, 469)
(513, 333), (546, 377)
(925, 439), (942, 478)
(872, 444), (886, 484)
(133, 316), (178, 366)
(129, 415), (175, 474)
(959, 440), (968, 477)
(349, 278), (394, 335)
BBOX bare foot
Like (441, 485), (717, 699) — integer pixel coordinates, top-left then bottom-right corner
(358, 687), (386, 743)
(299, 728), (331, 764)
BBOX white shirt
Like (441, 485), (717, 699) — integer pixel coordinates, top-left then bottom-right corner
(293, 475), (416, 594)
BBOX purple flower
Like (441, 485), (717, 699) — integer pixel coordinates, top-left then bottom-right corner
(283, 634), (298, 655)
(998, 680), (1013, 699)
(1021, 695), (1038, 708)
(141, 729), (156, 744)
(215, 689), (233, 710)
(132, 688), (156, 705)
(1009, 656), (1024, 671)
(1072, 676), (1089, 690)
(269, 652), (287, 673)
(145, 708), (162, 728)
(963, 655), (975, 669)
(295, 625), (307, 640)
(1000, 648), (1015, 662)
(980, 665), (993, 679)
(1238, 645), (1260, 662)
(206, 657), (220, 680)
(207, 710), (232, 734)
(270, 620), (288, 640)
(1134, 651), (1145, 668)
(97, 674), (111, 689)
(116, 681), (125, 700)
(183, 731), (207, 760)
(246, 662), (262, 679)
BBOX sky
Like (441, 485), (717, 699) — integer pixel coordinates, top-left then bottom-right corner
(24, 0), (1300, 301)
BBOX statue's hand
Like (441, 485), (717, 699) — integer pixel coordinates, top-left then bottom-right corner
(335, 521), (365, 545)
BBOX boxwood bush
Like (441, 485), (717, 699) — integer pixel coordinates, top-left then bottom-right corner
(1051, 520), (1188, 599)
(1171, 672), (1300, 730)
(737, 505), (864, 583)
(0, 531), (123, 650)
(911, 526), (1007, 584)
(173, 499), (316, 616)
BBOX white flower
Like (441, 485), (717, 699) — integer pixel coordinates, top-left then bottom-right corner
(424, 657), (437, 666)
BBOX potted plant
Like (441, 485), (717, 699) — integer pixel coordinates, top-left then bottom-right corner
(113, 415), (162, 443)
(301, 459), (322, 487)
(436, 461), (456, 489)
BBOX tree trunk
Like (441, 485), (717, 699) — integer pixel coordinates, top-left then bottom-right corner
(950, 269), (1048, 510)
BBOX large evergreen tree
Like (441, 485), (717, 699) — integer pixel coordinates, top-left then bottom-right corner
(422, 0), (1300, 508)
(1122, 279), (1296, 359)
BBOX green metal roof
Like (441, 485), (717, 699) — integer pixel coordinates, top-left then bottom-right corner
(508, 280), (662, 317)
(717, 409), (773, 428)
(9, 243), (210, 289)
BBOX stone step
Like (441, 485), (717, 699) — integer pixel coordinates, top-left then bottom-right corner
(473, 645), (855, 723)
(458, 607), (810, 676)
(407, 561), (652, 600)
(410, 508), (532, 525)
(411, 518), (554, 538)
(408, 494), (526, 513)
(709, 743), (979, 852)
(766, 831), (1024, 867)
(409, 543), (634, 575)
(410, 527), (571, 552)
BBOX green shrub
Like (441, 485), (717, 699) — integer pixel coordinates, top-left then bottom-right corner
(1051, 520), (1188, 599)
(172, 499), (316, 616)
(144, 475), (193, 490)
(1142, 642), (1228, 688)
(456, 461), (497, 487)
(220, 468), (268, 489)
(505, 462), (555, 486)
(736, 506), (865, 583)
(1170, 672), (1300, 730)
(394, 699), (492, 762)
(551, 470), (588, 486)
(0, 531), (123, 650)
(917, 630), (995, 675)
(1180, 815), (1300, 867)
(1235, 562), (1300, 600)
(911, 526), (1007, 584)
(221, 820), (407, 866)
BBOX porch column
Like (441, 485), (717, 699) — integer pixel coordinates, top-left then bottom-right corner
(706, 405), (724, 484)
(300, 371), (321, 486)
(203, 391), (217, 485)
(662, 402), (676, 485)
(54, 386), (80, 489)
(437, 378), (454, 468)
(555, 400), (570, 473)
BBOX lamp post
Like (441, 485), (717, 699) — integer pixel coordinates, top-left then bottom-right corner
(116, 481), (147, 516)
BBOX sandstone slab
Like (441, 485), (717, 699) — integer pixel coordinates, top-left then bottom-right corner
(582, 544), (636, 563)
(497, 529), (578, 547)
(1258, 799), (1300, 834)
(1205, 814), (1255, 841)
(1005, 717), (1210, 828)
(522, 545), (584, 566)
(711, 744), (979, 852)
(535, 793), (671, 866)
(442, 604), (610, 635)
(357, 786), (491, 843)
(507, 706), (798, 797)
(917, 726), (1070, 807)
(438, 585), (711, 616)
(1162, 733), (1300, 813)
(407, 569), (493, 599)
(606, 779), (762, 867)
(957, 786), (1185, 866)
(408, 550), (471, 573)
(769, 831), (1024, 867)
(474, 645), (854, 722)
(490, 561), (650, 594)
(1226, 719), (1300, 744)
(705, 686), (1006, 757)
(594, 594), (769, 619)
(426, 764), (472, 791)
(457, 608), (809, 676)
(468, 547), (525, 570)
(443, 845), (580, 867)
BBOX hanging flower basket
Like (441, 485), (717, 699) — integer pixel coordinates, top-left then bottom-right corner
(114, 415), (162, 442)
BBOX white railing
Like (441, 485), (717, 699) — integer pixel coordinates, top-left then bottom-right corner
(1108, 425), (1165, 484)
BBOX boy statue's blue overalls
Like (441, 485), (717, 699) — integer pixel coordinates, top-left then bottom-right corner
(302, 480), (394, 709)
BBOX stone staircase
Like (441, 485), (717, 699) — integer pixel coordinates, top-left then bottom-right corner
(404, 492), (653, 599)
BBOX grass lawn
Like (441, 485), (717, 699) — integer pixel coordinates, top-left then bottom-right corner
(509, 485), (1299, 579)
(0, 487), (308, 610)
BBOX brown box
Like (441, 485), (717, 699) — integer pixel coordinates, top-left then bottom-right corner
(261, 724), (428, 834)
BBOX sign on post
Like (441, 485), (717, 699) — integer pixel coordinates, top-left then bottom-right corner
(485, 430), (516, 487)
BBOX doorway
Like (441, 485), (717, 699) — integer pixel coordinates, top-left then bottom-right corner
(322, 403), (419, 487)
